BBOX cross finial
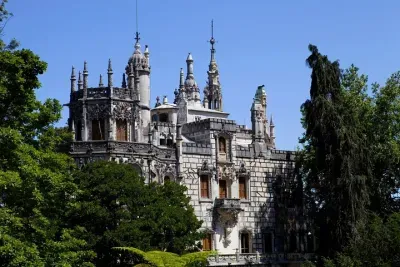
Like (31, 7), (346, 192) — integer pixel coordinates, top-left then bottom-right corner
(135, 31), (140, 44)
(209, 19), (215, 48)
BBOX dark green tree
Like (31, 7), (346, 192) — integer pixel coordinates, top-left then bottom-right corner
(70, 161), (203, 266)
(298, 45), (371, 256)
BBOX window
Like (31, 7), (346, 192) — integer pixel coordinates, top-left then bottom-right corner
(92, 119), (105, 140)
(289, 232), (297, 252)
(263, 232), (273, 253)
(219, 180), (227, 199)
(76, 120), (82, 141)
(202, 233), (212, 251)
(241, 233), (250, 253)
(160, 136), (166, 146)
(200, 175), (210, 198)
(167, 138), (173, 147)
(152, 114), (158, 122)
(239, 177), (247, 199)
(116, 119), (128, 141)
(159, 113), (168, 122)
(218, 137), (226, 153)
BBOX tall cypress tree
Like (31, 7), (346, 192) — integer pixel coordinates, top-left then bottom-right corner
(299, 45), (370, 256)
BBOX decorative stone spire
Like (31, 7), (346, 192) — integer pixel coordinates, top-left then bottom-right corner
(185, 53), (200, 102)
(83, 61), (88, 89)
(70, 66), (76, 93)
(205, 20), (223, 111)
(270, 114), (275, 143)
(99, 74), (104, 87)
(179, 68), (184, 90)
(144, 45), (149, 65)
(162, 95), (168, 104)
(155, 96), (161, 107)
(107, 59), (113, 88)
(78, 71), (83, 90)
(128, 63), (134, 89)
(122, 73), (127, 88)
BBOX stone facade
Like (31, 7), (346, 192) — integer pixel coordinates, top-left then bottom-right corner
(66, 28), (315, 266)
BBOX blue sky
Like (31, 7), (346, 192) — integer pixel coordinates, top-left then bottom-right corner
(4, 0), (400, 150)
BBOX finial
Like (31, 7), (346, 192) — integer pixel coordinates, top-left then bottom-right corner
(83, 61), (88, 72)
(210, 19), (215, 47)
(270, 115), (274, 126)
(163, 95), (168, 104)
(186, 53), (193, 61)
(83, 61), (88, 91)
(122, 73), (127, 88)
(144, 45), (149, 56)
(108, 59), (113, 72)
(99, 74), (104, 87)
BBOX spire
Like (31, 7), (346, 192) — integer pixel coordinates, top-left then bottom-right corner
(270, 114), (275, 145)
(83, 61), (88, 90)
(99, 74), (104, 87)
(70, 66), (76, 93)
(78, 71), (83, 90)
(209, 19), (216, 62)
(186, 53), (194, 78)
(107, 59), (113, 88)
(122, 73), (127, 88)
(179, 68), (184, 89)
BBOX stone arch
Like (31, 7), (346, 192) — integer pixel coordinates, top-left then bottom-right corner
(132, 163), (143, 177)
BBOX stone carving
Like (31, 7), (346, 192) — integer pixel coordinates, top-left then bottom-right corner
(154, 162), (176, 182)
(87, 104), (110, 120)
(237, 161), (250, 177)
(112, 102), (133, 120)
(218, 165), (235, 180)
(198, 160), (215, 176)
(113, 88), (131, 99)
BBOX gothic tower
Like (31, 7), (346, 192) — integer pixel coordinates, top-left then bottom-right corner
(203, 20), (223, 111)
(251, 85), (268, 143)
(126, 32), (151, 141)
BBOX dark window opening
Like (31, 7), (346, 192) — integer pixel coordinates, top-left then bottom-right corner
(92, 119), (105, 140)
(116, 119), (128, 141)
(264, 232), (273, 253)
(164, 176), (171, 183)
(152, 114), (158, 122)
(241, 233), (250, 253)
(307, 233), (314, 252)
(159, 113), (168, 122)
(218, 136), (226, 153)
(167, 138), (173, 147)
(200, 175), (209, 198)
(76, 120), (82, 141)
(289, 232), (297, 252)
(160, 138), (166, 146)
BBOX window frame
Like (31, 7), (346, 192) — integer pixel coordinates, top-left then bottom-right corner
(91, 119), (105, 140)
(200, 174), (211, 199)
(240, 231), (252, 254)
(202, 233), (213, 251)
(116, 119), (128, 141)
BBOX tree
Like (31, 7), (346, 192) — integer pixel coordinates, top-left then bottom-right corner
(298, 45), (371, 256)
(0, 1), (95, 265)
(70, 161), (203, 266)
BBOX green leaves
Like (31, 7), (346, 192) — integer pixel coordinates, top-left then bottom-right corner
(70, 161), (203, 266)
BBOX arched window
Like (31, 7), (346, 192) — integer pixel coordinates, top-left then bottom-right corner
(159, 113), (168, 122)
(166, 137), (173, 147)
(92, 119), (105, 140)
(240, 232), (250, 253)
(164, 176), (171, 183)
(218, 136), (226, 153)
(152, 114), (158, 122)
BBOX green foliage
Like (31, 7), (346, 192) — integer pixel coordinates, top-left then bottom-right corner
(112, 247), (215, 267)
(70, 161), (203, 266)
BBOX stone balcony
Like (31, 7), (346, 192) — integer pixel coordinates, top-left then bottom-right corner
(214, 198), (243, 228)
(207, 252), (315, 266)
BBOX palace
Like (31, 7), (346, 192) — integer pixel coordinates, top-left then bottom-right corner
(66, 24), (315, 266)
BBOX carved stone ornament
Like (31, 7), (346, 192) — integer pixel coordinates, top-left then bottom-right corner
(198, 160), (215, 176)
(237, 161), (250, 177)
(112, 102), (133, 120)
(87, 104), (110, 120)
(218, 165), (235, 180)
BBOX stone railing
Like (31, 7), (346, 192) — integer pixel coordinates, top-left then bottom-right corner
(207, 252), (315, 266)
(70, 141), (175, 160)
(214, 198), (241, 210)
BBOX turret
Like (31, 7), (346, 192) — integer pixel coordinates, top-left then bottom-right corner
(251, 85), (267, 143)
(184, 53), (200, 106)
(121, 73), (127, 88)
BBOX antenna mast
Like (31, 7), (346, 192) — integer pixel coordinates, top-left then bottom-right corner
(135, 0), (140, 43)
